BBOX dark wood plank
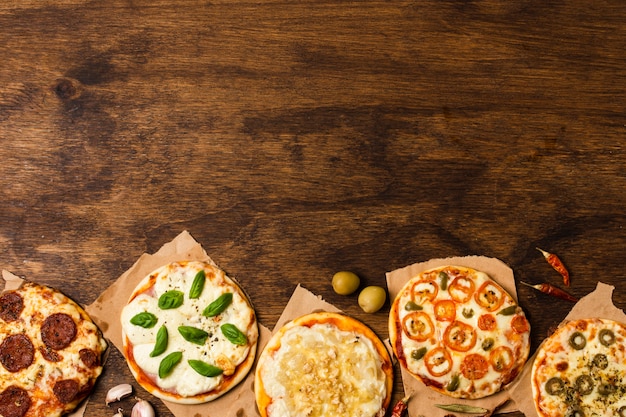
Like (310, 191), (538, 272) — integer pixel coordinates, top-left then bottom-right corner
(1, 0), (626, 416)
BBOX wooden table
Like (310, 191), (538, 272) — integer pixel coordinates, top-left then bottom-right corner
(1, 1), (625, 416)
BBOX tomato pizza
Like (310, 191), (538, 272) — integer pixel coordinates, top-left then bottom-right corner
(120, 260), (258, 404)
(255, 311), (394, 417)
(0, 281), (107, 417)
(531, 318), (626, 417)
(389, 265), (530, 399)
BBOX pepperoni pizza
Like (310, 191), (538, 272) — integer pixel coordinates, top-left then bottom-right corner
(0, 281), (107, 417)
(389, 265), (530, 399)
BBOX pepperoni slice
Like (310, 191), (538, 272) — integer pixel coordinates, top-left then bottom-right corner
(0, 334), (35, 372)
(41, 313), (77, 350)
(79, 348), (99, 368)
(474, 281), (505, 312)
(461, 353), (489, 380)
(424, 347), (453, 377)
(0, 386), (31, 417)
(402, 311), (435, 341)
(443, 321), (477, 352)
(478, 314), (497, 331)
(433, 299), (456, 322)
(0, 292), (24, 322)
(39, 346), (62, 362)
(53, 379), (80, 404)
(511, 315), (530, 334)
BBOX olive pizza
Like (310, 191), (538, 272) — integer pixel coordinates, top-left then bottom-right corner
(389, 265), (531, 399)
(531, 318), (626, 417)
(120, 260), (258, 404)
(0, 282), (107, 417)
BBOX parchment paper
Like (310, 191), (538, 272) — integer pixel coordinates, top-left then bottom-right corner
(85, 230), (272, 417)
(1, 270), (92, 417)
(507, 281), (626, 417)
(386, 256), (521, 417)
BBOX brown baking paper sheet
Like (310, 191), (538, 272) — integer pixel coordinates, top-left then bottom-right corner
(507, 281), (626, 417)
(386, 256), (521, 417)
(85, 230), (271, 417)
(1, 270), (95, 417)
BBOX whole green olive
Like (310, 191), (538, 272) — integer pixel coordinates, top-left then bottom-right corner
(331, 271), (360, 295)
(358, 286), (387, 313)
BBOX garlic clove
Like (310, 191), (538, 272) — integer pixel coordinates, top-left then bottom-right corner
(105, 383), (133, 405)
(131, 399), (155, 417)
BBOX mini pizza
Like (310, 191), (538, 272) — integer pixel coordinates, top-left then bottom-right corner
(389, 265), (530, 399)
(0, 281), (107, 417)
(120, 260), (258, 404)
(531, 318), (626, 417)
(255, 311), (394, 417)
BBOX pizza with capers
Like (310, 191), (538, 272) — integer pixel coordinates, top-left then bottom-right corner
(388, 265), (531, 399)
(0, 281), (107, 417)
(531, 318), (626, 417)
(120, 260), (258, 404)
(255, 311), (394, 417)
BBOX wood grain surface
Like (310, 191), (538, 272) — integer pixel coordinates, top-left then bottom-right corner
(1, 0), (625, 416)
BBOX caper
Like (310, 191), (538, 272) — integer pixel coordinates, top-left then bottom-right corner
(575, 374), (594, 395)
(411, 347), (427, 360)
(358, 286), (387, 313)
(597, 383), (616, 396)
(569, 332), (587, 350)
(591, 353), (608, 370)
(545, 377), (565, 396)
(331, 271), (360, 295)
(405, 301), (423, 311)
(598, 329), (616, 346)
(446, 374), (460, 392)
(481, 338), (495, 351)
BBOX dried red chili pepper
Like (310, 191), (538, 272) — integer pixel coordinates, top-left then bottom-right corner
(389, 395), (410, 417)
(536, 247), (570, 286)
(520, 281), (578, 302)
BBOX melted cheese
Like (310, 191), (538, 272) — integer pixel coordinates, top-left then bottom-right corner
(259, 323), (387, 417)
(121, 261), (257, 399)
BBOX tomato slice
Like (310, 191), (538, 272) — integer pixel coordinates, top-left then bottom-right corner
(424, 346), (453, 377)
(477, 313), (497, 331)
(489, 346), (514, 372)
(511, 314), (530, 334)
(411, 279), (438, 303)
(402, 311), (435, 341)
(461, 353), (489, 380)
(433, 299), (456, 322)
(448, 277), (475, 303)
(443, 320), (477, 352)
(474, 281), (505, 312)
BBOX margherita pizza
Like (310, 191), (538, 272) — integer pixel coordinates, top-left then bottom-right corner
(389, 265), (530, 399)
(0, 281), (107, 417)
(531, 318), (626, 417)
(120, 260), (258, 404)
(255, 311), (394, 417)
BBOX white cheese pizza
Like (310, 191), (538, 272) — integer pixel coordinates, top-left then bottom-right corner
(389, 265), (530, 399)
(0, 281), (107, 417)
(255, 311), (394, 417)
(120, 260), (258, 404)
(532, 318), (626, 417)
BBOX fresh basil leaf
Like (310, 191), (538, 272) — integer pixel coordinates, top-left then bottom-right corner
(130, 312), (158, 328)
(158, 351), (182, 379)
(158, 290), (184, 310)
(221, 323), (247, 346)
(150, 325), (168, 357)
(178, 326), (209, 345)
(202, 293), (233, 317)
(188, 359), (223, 377)
(189, 270), (206, 299)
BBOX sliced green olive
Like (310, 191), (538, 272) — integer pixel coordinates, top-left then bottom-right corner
(405, 301), (423, 311)
(598, 329), (615, 346)
(411, 347), (427, 361)
(597, 383), (616, 396)
(462, 308), (474, 318)
(446, 374), (460, 392)
(438, 271), (449, 291)
(545, 377), (565, 396)
(575, 374), (594, 395)
(481, 338), (495, 351)
(591, 353), (608, 369)
(569, 331), (587, 350)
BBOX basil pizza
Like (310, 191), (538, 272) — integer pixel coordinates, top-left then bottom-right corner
(120, 260), (258, 404)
